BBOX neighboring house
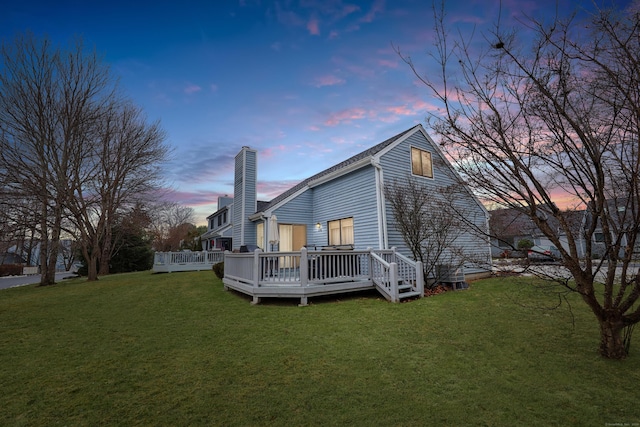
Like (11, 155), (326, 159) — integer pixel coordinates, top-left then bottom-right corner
(230, 124), (492, 279)
(0, 252), (27, 265)
(4, 239), (76, 271)
(489, 207), (586, 258)
(488, 208), (540, 257)
(585, 198), (640, 259)
(201, 196), (234, 251)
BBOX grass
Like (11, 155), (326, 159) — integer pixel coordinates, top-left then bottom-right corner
(1, 271), (639, 426)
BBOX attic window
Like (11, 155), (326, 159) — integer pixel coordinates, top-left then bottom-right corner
(411, 147), (433, 178)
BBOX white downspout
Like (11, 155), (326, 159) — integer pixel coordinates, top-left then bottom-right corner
(372, 159), (388, 249)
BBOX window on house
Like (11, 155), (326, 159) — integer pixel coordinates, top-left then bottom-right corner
(594, 232), (604, 243)
(217, 215), (222, 227)
(256, 222), (264, 249)
(411, 147), (433, 178)
(223, 211), (227, 224)
(328, 218), (354, 246)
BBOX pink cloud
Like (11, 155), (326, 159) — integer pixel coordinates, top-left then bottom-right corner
(340, 4), (361, 17)
(261, 144), (287, 158)
(258, 179), (302, 200)
(378, 59), (398, 68)
(361, 0), (384, 23)
(160, 189), (223, 207)
(184, 84), (202, 94)
(345, 64), (376, 79)
(313, 74), (346, 87)
(307, 17), (320, 35)
(386, 105), (414, 116)
(275, 5), (305, 27)
(324, 108), (367, 126)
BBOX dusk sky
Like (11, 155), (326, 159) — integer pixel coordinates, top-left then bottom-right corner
(2, 0), (635, 224)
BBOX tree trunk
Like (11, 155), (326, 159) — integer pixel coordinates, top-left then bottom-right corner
(81, 242), (99, 282)
(98, 226), (112, 276)
(599, 319), (627, 359)
(44, 205), (64, 286)
(39, 202), (55, 286)
(87, 253), (99, 281)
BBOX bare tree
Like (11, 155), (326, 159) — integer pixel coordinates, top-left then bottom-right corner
(66, 102), (167, 280)
(0, 33), (114, 285)
(400, 3), (640, 358)
(385, 178), (474, 287)
(147, 202), (195, 251)
(0, 33), (168, 283)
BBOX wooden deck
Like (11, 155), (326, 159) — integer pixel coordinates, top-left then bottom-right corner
(223, 247), (424, 305)
(152, 250), (224, 273)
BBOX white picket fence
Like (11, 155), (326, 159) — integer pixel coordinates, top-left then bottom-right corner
(152, 250), (224, 273)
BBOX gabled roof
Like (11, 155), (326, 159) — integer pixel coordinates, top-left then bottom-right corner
(206, 204), (229, 220)
(1, 252), (27, 265)
(489, 208), (538, 238)
(257, 200), (271, 212)
(201, 223), (232, 239)
(490, 207), (585, 238)
(257, 124), (422, 213)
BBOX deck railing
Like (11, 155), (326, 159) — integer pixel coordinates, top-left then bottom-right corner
(153, 250), (224, 273)
(223, 247), (423, 304)
(224, 248), (372, 287)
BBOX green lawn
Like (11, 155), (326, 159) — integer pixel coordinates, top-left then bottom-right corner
(1, 271), (639, 426)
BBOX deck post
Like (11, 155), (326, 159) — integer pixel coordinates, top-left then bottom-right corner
(389, 262), (398, 302)
(253, 248), (262, 288)
(300, 247), (308, 287)
(415, 260), (424, 297)
(223, 251), (230, 291)
(251, 249), (262, 305)
(366, 248), (372, 283)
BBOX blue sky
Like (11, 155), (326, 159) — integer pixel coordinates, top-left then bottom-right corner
(1, 0), (634, 224)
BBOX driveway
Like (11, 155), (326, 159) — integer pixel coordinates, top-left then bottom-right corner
(0, 272), (77, 290)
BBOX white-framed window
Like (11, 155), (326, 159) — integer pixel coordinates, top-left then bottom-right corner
(411, 147), (433, 178)
(256, 222), (264, 249)
(328, 217), (354, 245)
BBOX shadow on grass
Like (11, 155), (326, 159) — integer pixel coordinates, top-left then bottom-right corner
(224, 287), (385, 306)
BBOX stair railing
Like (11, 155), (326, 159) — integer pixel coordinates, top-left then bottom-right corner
(393, 251), (424, 297)
(369, 251), (399, 302)
(372, 248), (424, 298)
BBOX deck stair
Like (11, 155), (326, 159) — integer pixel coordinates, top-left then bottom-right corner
(397, 280), (423, 300)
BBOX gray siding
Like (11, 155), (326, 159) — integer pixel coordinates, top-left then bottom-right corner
(380, 131), (490, 273)
(311, 166), (379, 249)
(273, 190), (314, 245)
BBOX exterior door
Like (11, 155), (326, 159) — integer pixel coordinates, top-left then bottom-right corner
(278, 224), (307, 268)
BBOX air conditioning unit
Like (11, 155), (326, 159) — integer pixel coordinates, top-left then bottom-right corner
(436, 264), (468, 290)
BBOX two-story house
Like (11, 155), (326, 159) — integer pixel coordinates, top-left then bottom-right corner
(221, 124), (492, 304)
